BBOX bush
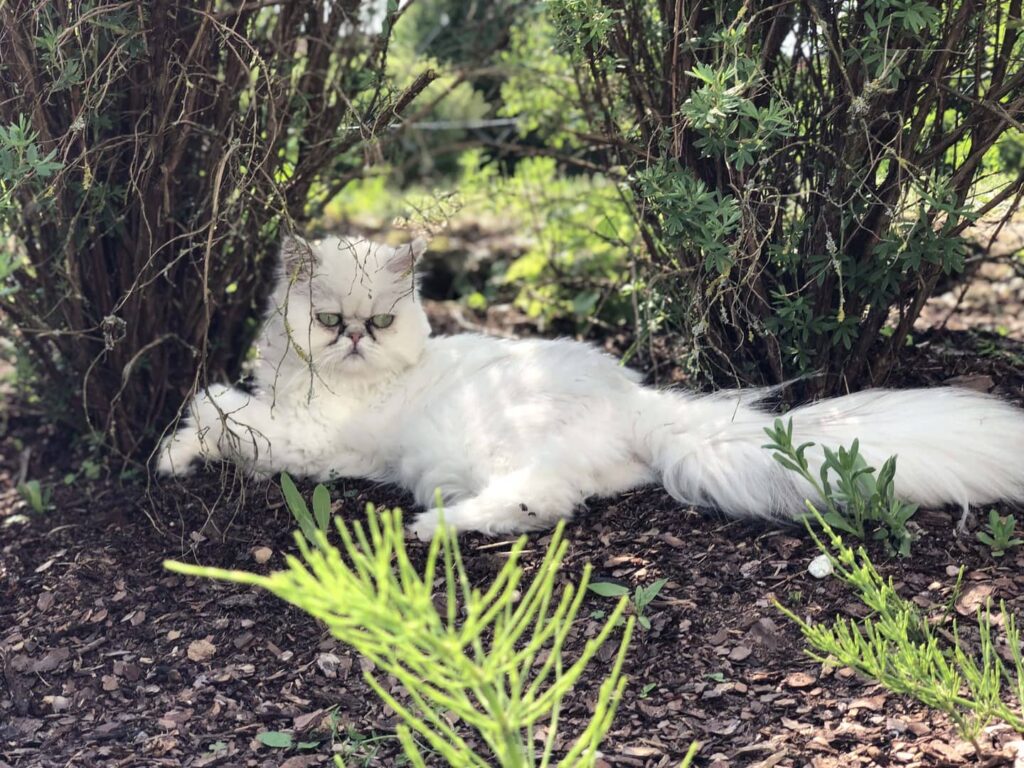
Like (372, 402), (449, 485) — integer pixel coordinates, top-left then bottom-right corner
(532, 0), (1024, 392)
(167, 490), (641, 767)
(0, 1), (434, 458)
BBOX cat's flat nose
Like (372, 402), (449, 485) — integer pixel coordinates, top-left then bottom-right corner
(347, 331), (363, 347)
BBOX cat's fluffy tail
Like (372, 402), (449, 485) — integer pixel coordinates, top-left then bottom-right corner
(639, 387), (1024, 519)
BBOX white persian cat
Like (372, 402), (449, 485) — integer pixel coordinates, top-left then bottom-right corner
(158, 235), (1024, 539)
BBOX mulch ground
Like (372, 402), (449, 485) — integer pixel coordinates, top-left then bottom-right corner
(3, 265), (1024, 767)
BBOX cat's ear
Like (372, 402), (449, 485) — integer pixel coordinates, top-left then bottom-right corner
(386, 237), (427, 276)
(280, 235), (318, 277)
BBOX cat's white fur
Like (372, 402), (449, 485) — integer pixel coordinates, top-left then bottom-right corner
(158, 235), (1024, 538)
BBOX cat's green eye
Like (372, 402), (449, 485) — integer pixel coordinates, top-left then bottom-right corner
(316, 312), (342, 328)
(370, 313), (395, 329)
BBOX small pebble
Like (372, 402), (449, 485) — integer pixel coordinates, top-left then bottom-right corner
(808, 554), (834, 579)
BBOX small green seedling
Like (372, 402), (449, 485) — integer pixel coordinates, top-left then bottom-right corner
(777, 507), (1024, 745)
(256, 731), (319, 750)
(977, 509), (1023, 557)
(334, 728), (410, 767)
(17, 479), (51, 513)
(280, 472), (333, 545)
(588, 577), (668, 629)
(63, 458), (102, 486)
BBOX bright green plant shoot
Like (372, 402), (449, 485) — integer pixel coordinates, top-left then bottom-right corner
(16, 479), (51, 514)
(778, 508), (1024, 747)
(977, 509), (1024, 558)
(166, 500), (635, 767)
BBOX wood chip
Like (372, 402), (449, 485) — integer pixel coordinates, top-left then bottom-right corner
(728, 645), (752, 662)
(956, 583), (995, 616)
(187, 638), (216, 662)
(32, 648), (70, 673)
(293, 709), (325, 732)
(849, 694), (887, 712)
(944, 374), (994, 392)
(36, 591), (54, 612)
(784, 671), (817, 689)
(316, 652), (342, 678)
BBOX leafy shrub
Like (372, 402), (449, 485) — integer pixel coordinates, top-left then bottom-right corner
(0, 1), (434, 458)
(497, 7), (586, 151)
(763, 419), (919, 556)
(523, 0), (1024, 391)
(378, 0), (493, 182)
(167, 490), (639, 767)
(778, 509), (1024, 747)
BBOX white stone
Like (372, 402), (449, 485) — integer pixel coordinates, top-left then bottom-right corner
(808, 554), (834, 579)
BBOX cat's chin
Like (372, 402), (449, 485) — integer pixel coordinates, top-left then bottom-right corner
(324, 351), (397, 382)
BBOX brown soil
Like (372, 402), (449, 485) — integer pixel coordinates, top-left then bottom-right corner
(3, 278), (1024, 767)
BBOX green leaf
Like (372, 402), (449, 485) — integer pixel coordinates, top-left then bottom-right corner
(572, 289), (600, 318)
(634, 578), (668, 612)
(280, 473), (317, 542)
(821, 511), (859, 536)
(257, 731), (294, 749)
(587, 582), (630, 598)
(312, 484), (332, 533)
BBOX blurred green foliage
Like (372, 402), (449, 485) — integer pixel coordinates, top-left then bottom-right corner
(460, 153), (638, 329)
(327, 151), (642, 333)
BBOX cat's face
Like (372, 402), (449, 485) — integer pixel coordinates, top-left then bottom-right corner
(273, 235), (430, 382)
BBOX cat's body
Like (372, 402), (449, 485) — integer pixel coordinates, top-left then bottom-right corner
(159, 235), (1024, 538)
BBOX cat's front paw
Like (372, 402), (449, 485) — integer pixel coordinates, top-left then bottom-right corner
(156, 428), (203, 477)
(407, 509), (455, 542)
